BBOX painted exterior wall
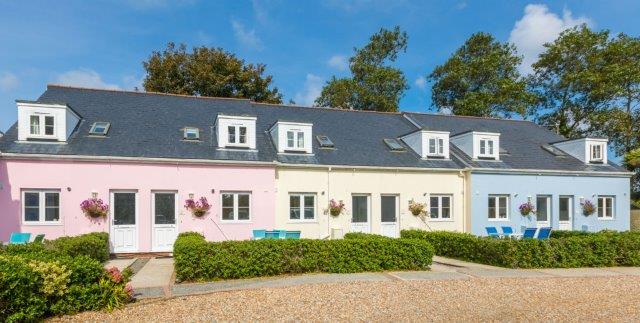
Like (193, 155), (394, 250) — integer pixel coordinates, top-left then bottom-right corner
(468, 172), (631, 235)
(0, 159), (276, 251)
(275, 167), (465, 238)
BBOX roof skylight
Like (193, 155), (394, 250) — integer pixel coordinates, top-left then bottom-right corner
(89, 122), (110, 136)
(316, 135), (334, 148)
(541, 144), (567, 157)
(183, 127), (200, 140)
(384, 138), (405, 151)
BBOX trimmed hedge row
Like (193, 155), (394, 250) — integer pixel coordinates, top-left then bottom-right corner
(0, 233), (131, 322)
(174, 232), (434, 282)
(2, 232), (110, 262)
(401, 230), (640, 268)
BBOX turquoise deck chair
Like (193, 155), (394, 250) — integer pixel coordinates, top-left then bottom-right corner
(485, 226), (500, 238)
(537, 227), (552, 240)
(522, 227), (537, 239)
(275, 230), (287, 239)
(501, 226), (514, 238)
(264, 231), (279, 239)
(285, 231), (301, 239)
(9, 232), (31, 244)
(252, 230), (266, 240)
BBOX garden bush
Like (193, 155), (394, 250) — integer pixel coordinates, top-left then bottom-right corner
(174, 232), (434, 282)
(46, 232), (110, 262)
(401, 229), (640, 268)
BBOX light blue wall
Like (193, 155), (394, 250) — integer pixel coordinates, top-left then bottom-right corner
(470, 173), (631, 236)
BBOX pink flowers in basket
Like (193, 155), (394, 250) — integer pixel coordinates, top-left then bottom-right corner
(518, 201), (536, 216)
(581, 199), (596, 216)
(328, 199), (345, 216)
(185, 197), (211, 217)
(80, 197), (109, 218)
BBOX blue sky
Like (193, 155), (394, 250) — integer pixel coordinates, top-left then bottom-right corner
(1, 0), (640, 133)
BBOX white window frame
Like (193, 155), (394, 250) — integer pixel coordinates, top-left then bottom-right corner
(28, 114), (56, 138)
(288, 193), (316, 222)
(286, 130), (305, 150)
(428, 194), (453, 221)
(597, 196), (615, 220)
(427, 137), (445, 157)
(488, 195), (509, 221)
(590, 144), (604, 162)
(227, 125), (248, 146)
(479, 138), (495, 158)
(220, 191), (252, 222)
(22, 189), (61, 225)
(183, 127), (200, 140)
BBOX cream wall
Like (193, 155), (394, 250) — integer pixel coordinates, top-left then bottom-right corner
(275, 167), (465, 238)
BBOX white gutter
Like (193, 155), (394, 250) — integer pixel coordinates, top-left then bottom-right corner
(470, 167), (632, 177)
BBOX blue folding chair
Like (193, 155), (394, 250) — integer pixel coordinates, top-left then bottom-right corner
(501, 226), (514, 238)
(485, 227), (501, 238)
(537, 227), (552, 240)
(522, 227), (537, 239)
(275, 230), (287, 239)
(264, 231), (279, 239)
(285, 231), (301, 239)
(252, 229), (266, 240)
(9, 232), (31, 244)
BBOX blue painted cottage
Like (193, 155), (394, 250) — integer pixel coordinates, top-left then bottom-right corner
(404, 113), (632, 236)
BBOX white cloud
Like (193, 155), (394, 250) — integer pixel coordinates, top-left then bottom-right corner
(122, 75), (144, 91)
(509, 4), (591, 74)
(455, 1), (467, 10)
(0, 72), (19, 92)
(123, 0), (197, 10)
(56, 69), (120, 90)
(327, 55), (348, 71)
(195, 30), (213, 45)
(231, 20), (263, 50)
(252, 0), (269, 25)
(414, 76), (427, 90)
(294, 74), (324, 106)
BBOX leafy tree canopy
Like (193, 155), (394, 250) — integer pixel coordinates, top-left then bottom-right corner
(143, 42), (282, 103)
(315, 26), (409, 112)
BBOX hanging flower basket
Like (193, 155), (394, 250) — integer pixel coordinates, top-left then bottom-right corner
(581, 200), (596, 216)
(80, 197), (109, 218)
(409, 199), (427, 217)
(327, 199), (345, 217)
(518, 201), (536, 216)
(185, 197), (211, 217)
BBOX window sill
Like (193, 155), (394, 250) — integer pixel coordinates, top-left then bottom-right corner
(287, 220), (318, 224)
(488, 218), (510, 222)
(428, 219), (454, 222)
(219, 220), (253, 224)
(22, 222), (63, 226)
(597, 217), (616, 221)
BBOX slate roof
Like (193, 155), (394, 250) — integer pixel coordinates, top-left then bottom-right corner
(405, 112), (627, 173)
(0, 85), (628, 174)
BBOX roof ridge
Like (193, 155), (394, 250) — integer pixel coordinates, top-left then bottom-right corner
(46, 84), (252, 102)
(405, 111), (537, 124)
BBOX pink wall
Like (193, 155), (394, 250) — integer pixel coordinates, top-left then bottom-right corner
(0, 159), (276, 252)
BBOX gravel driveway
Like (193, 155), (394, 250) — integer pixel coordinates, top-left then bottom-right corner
(50, 276), (640, 322)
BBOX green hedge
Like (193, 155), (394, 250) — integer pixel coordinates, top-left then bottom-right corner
(3, 232), (110, 262)
(401, 230), (640, 268)
(174, 232), (434, 282)
(0, 233), (131, 322)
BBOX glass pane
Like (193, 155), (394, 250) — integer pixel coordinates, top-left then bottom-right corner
(222, 207), (234, 220)
(488, 140), (494, 155)
(536, 196), (548, 222)
(238, 194), (249, 207)
(606, 198), (613, 218)
(297, 132), (304, 148)
(303, 195), (314, 219)
(381, 196), (396, 222)
(442, 196), (450, 208)
(25, 192), (39, 207)
(430, 196), (439, 219)
(45, 193), (59, 207)
(113, 193), (136, 225)
(559, 197), (570, 221)
(352, 196), (368, 223)
(438, 139), (444, 154)
(222, 194), (234, 207)
(239, 127), (247, 143)
(45, 207), (59, 221)
(238, 207), (250, 220)
(25, 207), (39, 221)
(287, 131), (294, 147)
(289, 195), (300, 220)
(498, 197), (508, 218)
(290, 195), (300, 208)
(228, 126), (236, 143)
(304, 207), (314, 219)
(429, 138), (436, 154)
(154, 193), (175, 225)
(30, 116), (40, 134)
(45, 116), (54, 135)
(442, 207), (451, 218)
(488, 196), (495, 219)
(597, 198), (604, 217)
(480, 140), (486, 154)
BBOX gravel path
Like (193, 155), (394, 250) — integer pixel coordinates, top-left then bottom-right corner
(50, 276), (640, 322)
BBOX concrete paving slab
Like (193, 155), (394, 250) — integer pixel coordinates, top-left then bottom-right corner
(536, 268), (624, 277)
(603, 267), (640, 275)
(432, 256), (506, 271)
(429, 263), (459, 273)
(104, 258), (135, 272)
(132, 287), (166, 299)
(389, 271), (470, 281)
(461, 269), (553, 278)
(130, 258), (174, 289)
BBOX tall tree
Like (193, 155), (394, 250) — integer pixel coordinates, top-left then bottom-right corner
(315, 26), (409, 112)
(591, 33), (640, 156)
(143, 43), (282, 103)
(428, 32), (535, 118)
(529, 25), (610, 138)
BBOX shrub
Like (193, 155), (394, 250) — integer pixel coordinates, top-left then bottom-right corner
(174, 232), (434, 282)
(401, 229), (640, 268)
(46, 232), (110, 262)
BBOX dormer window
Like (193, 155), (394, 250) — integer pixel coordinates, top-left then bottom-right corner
(287, 130), (304, 149)
(89, 122), (111, 136)
(479, 138), (495, 157)
(17, 101), (80, 142)
(590, 144), (603, 163)
(427, 137), (445, 156)
(183, 127), (199, 140)
(228, 125), (247, 145)
(215, 115), (257, 150)
(450, 131), (500, 160)
(29, 115), (55, 137)
(401, 130), (449, 159)
(552, 137), (608, 165)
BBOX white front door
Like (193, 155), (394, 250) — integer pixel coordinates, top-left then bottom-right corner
(559, 196), (573, 230)
(380, 195), (398, 238)
(152, 192), (178, 252)
(110, 191), (138, 253)
(351, 195), (370, 233)
(536, 195), (551, 227)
